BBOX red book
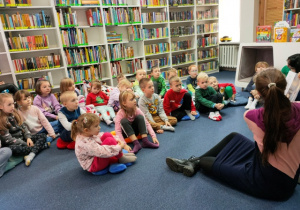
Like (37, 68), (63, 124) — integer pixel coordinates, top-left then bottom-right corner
(86, 9), (93, 26)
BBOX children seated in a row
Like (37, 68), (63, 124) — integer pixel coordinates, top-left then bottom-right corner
(151, 66), (167, 98)
(0, 93), (48, 166)
(139, 78), (177, 133)
(207, 76), (236, 103)
(73, 113), (137, 175)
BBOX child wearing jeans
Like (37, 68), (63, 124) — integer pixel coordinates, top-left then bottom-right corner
(115, 91), (159, 154)
(195, 72), (224, 121)
(108, 79), (132, 112)
(163, 76), (197, 121)
(151, 66), (167, 98)
(132, 69), (147, 99)
(73, 113), (136, 175)
(139, 78), (177, 134)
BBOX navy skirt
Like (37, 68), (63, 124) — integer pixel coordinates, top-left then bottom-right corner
(212, 133), (300, 200)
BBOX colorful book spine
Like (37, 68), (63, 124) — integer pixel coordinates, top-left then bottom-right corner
(57, 8), (78, 27)
(7, 34), (49, 51)
(141, 12), (167, 23)
(110, 61), (122, 77)
(176, 66), (189, 77)
(143, 27), (169, 40)
(107, 31), (123, 43)
(68, 64), (103, 84)
(144, 42), (169, 55)
(170, 25), (194, 37)
(197, 48), (218, 60)
(55, 0), (82, 6)
(171, 40), (192, 51)
(103, 7), (141, 25)
(128, 25), (142, 41)
(197, 36), (218, 48)
(197, 23), (218, 33)
(172, 52), (195, 65)
(169, 10), (193, 22)
(196, 8), (218, 20)
(86, 8), (103, 26)
(141, 0), (167, 7)
(102, 0), (127, 6)
(60, 28), (88, 47)
(126, 58), (143, 74)
(197, 0), (219, 5)
(198, 60), (218, 72)
(169, 0), (193, 6)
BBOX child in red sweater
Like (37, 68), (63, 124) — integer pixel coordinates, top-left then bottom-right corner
(163, 76), (197, 121)
(86, 81), (115, 125)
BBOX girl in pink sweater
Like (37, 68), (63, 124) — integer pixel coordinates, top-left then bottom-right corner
(115, 91), (159, 154)
(72, 113), (136, 175)
(15, 90), (58, 143)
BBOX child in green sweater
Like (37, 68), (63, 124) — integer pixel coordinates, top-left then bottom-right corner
(151, 66), (167, 98)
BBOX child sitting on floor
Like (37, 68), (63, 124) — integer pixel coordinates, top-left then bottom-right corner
(56, 91), (86, 150)
(108, 79), (132, 112)
(139, 78), (177, 134)
(163, 76), (197, 121)
(132, 69), (147, 99)
(86, 80), (115, 125)
(15, 90), (58, 143)
(0, 93), (48, 166)
(115, 91), (159, 154)
(195, 72), (224, 121)
(33, 78), (62, 122)
(186, 65), (198, 95)
(151, 66), (167, 98)
(167, 68), (177, 80)
(73, 113), (136, 175)
(207, 76), (236, 103)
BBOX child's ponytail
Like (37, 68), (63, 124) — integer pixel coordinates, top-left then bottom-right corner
(71, 120), (79, 140)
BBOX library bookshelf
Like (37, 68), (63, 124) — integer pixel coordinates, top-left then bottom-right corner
(0, 0), (219, 92)
(283, 0), (300, 28)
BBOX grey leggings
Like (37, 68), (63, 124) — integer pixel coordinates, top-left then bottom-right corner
(0, 148), (12, 177)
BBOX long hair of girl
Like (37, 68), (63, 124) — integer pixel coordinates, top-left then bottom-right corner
(0, 93), (23, 131)
(119, 90), (136, 117)
(71, 113), (100, 140)
(14, 90), (31, 109)
(255, 68), (291, 163)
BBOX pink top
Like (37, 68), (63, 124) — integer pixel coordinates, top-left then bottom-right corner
(18, 105), (55, 136)
(115, 108), (156, 143)
(244, 103), (300, 178)
(75, 133), (122, 171)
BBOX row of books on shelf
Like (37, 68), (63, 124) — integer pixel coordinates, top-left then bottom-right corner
(169, 0), (193, 6)
(197, 0), (218, 5)
(64, 46), (107, 66)
(7, 34), (49, 51)
(197, 36), (218, 47)
(86, 8), (103, 26)
(61, 28), (88, 47)
(172, 52), (195, 65)
(171, 25), (194, 37)
(57, 8), (78, 27)
(284, 0), (300, 9)
(68, 65), (103, 84)
(198, 60), (218, 71)
(107, 31), (122, 42)
(102, 0), (127, 6)
(0, 12), (51, 30)
(108, 43), (134, 61)
(198, 48), (218, 60)
(103, 7), (141, 25)
(13, 54), (61, 72)
(17, 74), (52, 91)
(197, 23), (218, 33)
(141, 12), (167, 24)
(1, 0), (32, 6)
(128, 25), (142, 41)
(141, 0), (167, 6)
(143, 27), (169, 40)
(171, 40), (192, 51)
(110, 58), (143, 76)
(144, 42), (169, 55)
(169, 11), (193, 22)
(283, 10), (300, 27)
(55, 0), (101, 6)
(196, 9), (218, 20)
(146, 57), (170, 70)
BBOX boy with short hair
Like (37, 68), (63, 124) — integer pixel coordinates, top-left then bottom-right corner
(133, 69), (147, 98)
(186, 65), (198, 94)
(139, 78), (177, 133)
(163, 76), (197, 121)
(195, 72), (224, 121)
(151, 66), (167, 98)
(57, 91), (86, 149)
(207, 76), (236, 102)
(167, 68), (177, 80)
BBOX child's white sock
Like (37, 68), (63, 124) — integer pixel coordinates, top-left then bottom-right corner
(185, 110), (195, 120)
(161, 125), (175, 132)
(244, 97), (253, 109)
(249, 99), (258, 110)
(24, 152), (36, 166)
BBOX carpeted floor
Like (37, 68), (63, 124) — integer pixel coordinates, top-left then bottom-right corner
(1, 71), (299, 210)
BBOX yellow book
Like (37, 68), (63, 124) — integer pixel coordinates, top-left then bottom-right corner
(274, 27), (289, 42)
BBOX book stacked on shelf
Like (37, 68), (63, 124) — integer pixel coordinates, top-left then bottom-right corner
(0, 11), (51, 30)
(57, 8), (78, 27)
(13, 54), (61, 73)
(169, 11), (193, 22)
(141, 12), (167, 24)
(171, 25), (194, 37)
(110, 61), (122, 77)
(169, 0), (193, 6)
(102, 0), (127, 6)
(141, 0), (167, 7)
(86, 8), (103, 26)
(172, 52), (195, 65)
(284, 0), (300, 9)
(197, 36), (217, 47)
(55, 0), (83, 6)
(144, 42), (169, 55)
(68, 65), (103, 84)
(197, 0), (218, 5)
(197, 23), (218, 33)
(103, 7), (141, 25)
(128, 25), (142, 41)
(283, 10), (300, 27)
(198, 48), (218, 60)
(143, 26), (169, 40)
(64, 46), (107, 66)
(146, 57), (170, 69)
(256, 25), (272, 42)
(171, 40), (192, 51)
(107, 31), (122, 43)
(7, 34), (49, 51)
(60, 28), (88, 47)
(198, 60), (218, 72)
(290, 28), (300, 42)
(6, 0), (32, 6)
(177, 66), (189, 77)
(126, 58), (143, 74)
(17, 74), (52, 91)
(108, 43), (125, 61)
(196, 8), (218, 20)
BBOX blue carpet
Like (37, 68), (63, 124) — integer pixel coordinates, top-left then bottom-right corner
(1, 71), (299, 210)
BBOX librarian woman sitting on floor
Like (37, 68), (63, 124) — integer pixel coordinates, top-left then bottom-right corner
(166, 68), (300, 200)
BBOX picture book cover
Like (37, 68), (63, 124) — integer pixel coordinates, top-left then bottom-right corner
(290, 28), (300, 42)
(256, 25), (272, 42)
(284, 71), (300, 102)
(274, 21), (290, 42)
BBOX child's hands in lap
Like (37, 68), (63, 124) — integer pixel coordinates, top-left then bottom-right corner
(215, 103), (224, 110)
(27, 138), (34, 147)
(191, 111), (197, 115)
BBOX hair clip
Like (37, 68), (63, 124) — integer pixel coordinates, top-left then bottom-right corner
(268, 83), (276, 88)
(83, 117), (88, 124)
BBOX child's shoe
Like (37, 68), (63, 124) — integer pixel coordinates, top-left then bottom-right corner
(108, 163), (127, 173)
(249, 99), (258, 110)
(24, 152), (36, 166)
(130, 140), (142, 154)
(105, 119), (113, 126)
(141, 137), (159, 149)
(214, 111), (222, 120)
(185, 110), (195, 120)
(161, 125), (175, 132)
(67, 141), (76, 150)
(208, 112), (220, 121)
(56, 137), (69, 149)
(244, 97), (253, 109)
(92, 168), (109, 175)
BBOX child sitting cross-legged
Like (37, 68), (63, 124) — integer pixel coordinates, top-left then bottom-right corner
(56, 91), (86, 150)
(195, 72), (225, 121)
(151, 66), (167, 98)
(108, 79), (132, 112)
(73, 113), (136, 175)
(163, 76), (197, 121)
(132, 69), (147, 99)
(207, 76), (236, 103)
(138, 78), (177, 134)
